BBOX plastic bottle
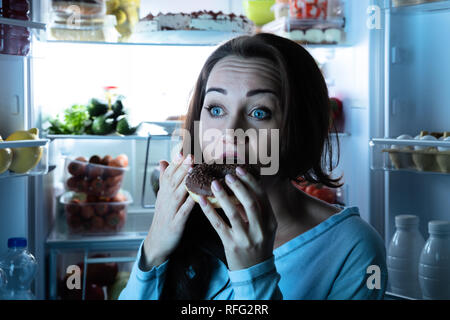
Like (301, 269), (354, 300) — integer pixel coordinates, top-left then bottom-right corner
(419, 221), (450, 299)
(387, 215), (425, 299)
(0, 237), (37, 300)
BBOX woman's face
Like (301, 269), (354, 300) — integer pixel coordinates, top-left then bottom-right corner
(199, 55), (282, 167)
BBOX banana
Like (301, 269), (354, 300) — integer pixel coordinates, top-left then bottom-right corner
(6, 128), (43, 174)
(0, 135), (13, 174)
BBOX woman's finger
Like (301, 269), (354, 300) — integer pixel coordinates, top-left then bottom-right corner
(198, 195), (230, 242)
(174, 195), (196, 226)
(211, 180), (247, 235)
(235, 166), (277, 230)
(162, 152), (185, 179)
(159, 160), (169, 180)
(235, 166), (265, 199)
(170, 155), (193, 189)
(224, 173), (262, 227)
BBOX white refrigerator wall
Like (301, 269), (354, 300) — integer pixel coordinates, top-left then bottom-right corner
(0, 55), (30, 257)
(384, 6), (450, 242)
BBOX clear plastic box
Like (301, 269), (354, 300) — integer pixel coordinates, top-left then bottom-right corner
(64, 156), (128, 198)
(370, 138), (450, 174)
(60, 189), (132, 234)
(0, 139), (49, 179)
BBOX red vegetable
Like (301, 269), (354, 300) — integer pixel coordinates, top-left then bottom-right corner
(312, 187), (336, 204)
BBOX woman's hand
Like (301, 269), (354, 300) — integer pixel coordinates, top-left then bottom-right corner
(141, 153), (195, 270)
(198, 166), (278, 271)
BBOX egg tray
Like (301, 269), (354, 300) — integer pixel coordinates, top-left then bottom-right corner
(382, 149), (450, 173)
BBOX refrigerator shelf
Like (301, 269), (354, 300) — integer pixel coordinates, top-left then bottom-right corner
(0, 139), (49, 149)
(0, 17), (46, 30)
(385, 291), (416, 300)
(46, 210), (152, 249)
(370, 138), (450, 175)
(0, 139), (50, 179)
(46, 120), (184, 141)
(39, 30), (250, 47)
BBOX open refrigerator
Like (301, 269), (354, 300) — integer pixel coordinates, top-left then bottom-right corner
(0, 0), (449, 300)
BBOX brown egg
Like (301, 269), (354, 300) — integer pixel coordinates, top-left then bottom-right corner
(67, 214), (82, 231)
(81, 205), (95, 220)
(75, 156), (87, 162)
(66, 177), (80, 190)
(105, 175), (123, 187)
(87, 164), (104, 179)
(65, 203), (80, 216)
(89, 155), (102, 164)
(116, 154), (129, 167)
(91, 216), (105, 231)
(102, 155), (113, 166)
(68, 160), (87, 177)
(95, 203), (109, 216)
(90, 179), (105, 196)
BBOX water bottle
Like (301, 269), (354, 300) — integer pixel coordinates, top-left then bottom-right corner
(419, 221), (450, 299)
(0, 237), (37, 300)
(387, 215), (425, 299)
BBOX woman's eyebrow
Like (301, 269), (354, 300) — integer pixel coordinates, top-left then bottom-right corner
(206, 87), (227, 95)
(246, 89), (277, 97)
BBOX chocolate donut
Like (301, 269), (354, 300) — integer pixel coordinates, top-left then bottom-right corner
(185, 162), (260, 208)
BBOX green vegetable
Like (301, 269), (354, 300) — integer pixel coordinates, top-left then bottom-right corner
(92, 115), (114, 135)
(116, 117), (136, 135)
(60, 105), (91, 134)
(112, 99), (125, 118)
(88, 98), (108, 117)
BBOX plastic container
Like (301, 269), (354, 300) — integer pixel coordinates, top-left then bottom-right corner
(387, 215), (425, 299)
(49, 14), (119, 42)
(0, 0), (31, 56)
(0, 237), (37, 300)
(61, 190), (132, 234)
(64, 156), (128, 198)
(418, 221), (450, 299)
(51, 0), (106, 19)
(289, 0), (329, 20)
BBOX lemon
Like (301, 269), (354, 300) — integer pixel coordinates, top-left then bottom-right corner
(6, 128), (43, 174)
(107, 0), (120, 13)
(115, 9), (127, 25)
(0, 135), (13, 174)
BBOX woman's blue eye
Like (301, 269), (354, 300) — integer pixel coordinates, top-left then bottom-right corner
(209, 106), (224, 117)
(250, 108), (271, 120)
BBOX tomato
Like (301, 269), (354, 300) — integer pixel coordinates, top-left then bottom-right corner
(312, 187), (336, 204)
(305, 185), (317, 195)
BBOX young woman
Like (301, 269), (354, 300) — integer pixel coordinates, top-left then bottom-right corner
(119, 33), (388, 300)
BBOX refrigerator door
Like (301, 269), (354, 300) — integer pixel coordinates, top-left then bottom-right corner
(371, 0), (450, 299)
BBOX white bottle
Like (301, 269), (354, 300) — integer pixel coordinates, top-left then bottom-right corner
(419, 221), (450, 299)
(387, 215), (425, 299)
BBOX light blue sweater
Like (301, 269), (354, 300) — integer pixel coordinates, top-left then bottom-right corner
(119, 206), (388, 300)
